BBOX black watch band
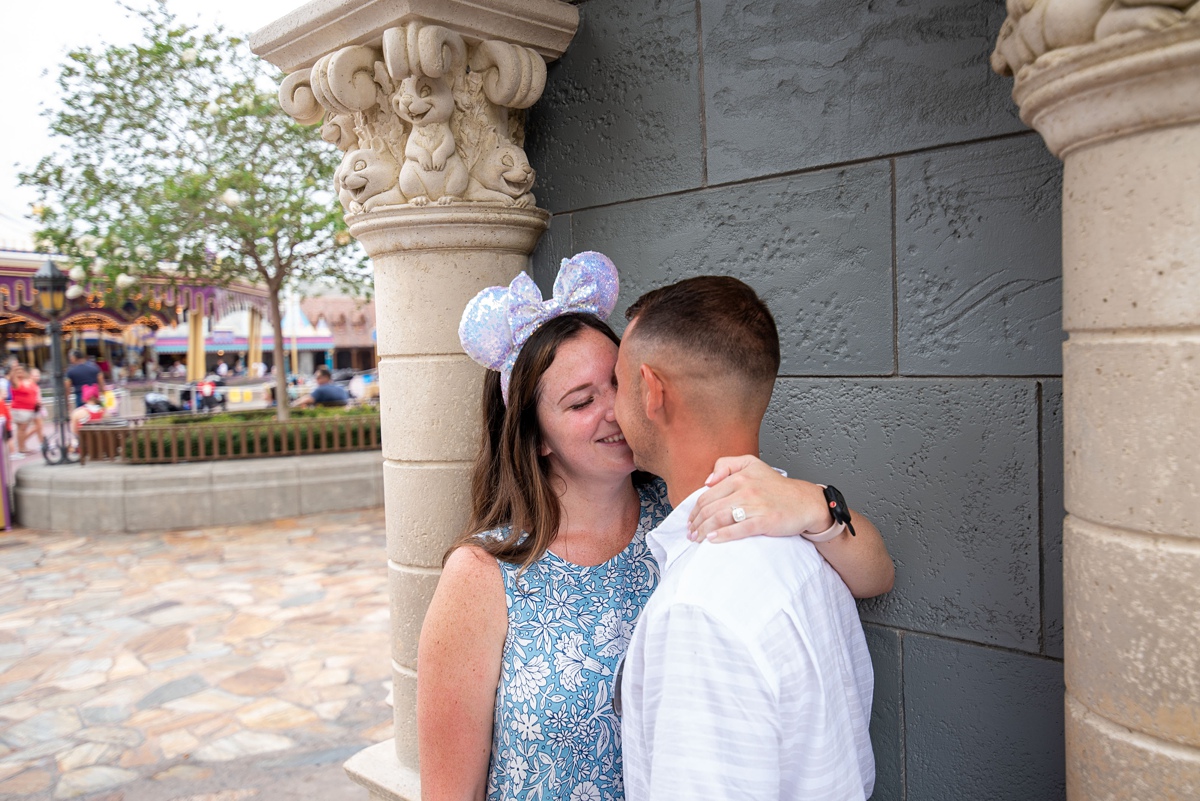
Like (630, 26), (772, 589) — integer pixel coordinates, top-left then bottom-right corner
(822, 484), (857, 537)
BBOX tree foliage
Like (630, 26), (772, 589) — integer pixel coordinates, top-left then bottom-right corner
(20, 1), (367, 419)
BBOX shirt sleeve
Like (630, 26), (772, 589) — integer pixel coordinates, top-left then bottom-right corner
(638, 603), (780, 800)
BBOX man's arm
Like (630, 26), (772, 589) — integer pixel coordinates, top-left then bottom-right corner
(626, 604), (780, 801)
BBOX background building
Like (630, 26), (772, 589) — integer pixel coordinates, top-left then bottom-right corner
(154, 306), (336, 376)
(301, 296), (377, 372)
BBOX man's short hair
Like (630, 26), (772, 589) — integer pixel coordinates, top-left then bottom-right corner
(69, 349), (83, 361)
(625, 276), (780, 386)
(314, 366), (332, 380)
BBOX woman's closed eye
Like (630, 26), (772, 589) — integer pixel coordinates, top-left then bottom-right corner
(569, 397), (594, 410)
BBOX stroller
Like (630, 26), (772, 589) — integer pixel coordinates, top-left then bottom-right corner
(184, 379), (228, 412)
(144, 392), (182, 415)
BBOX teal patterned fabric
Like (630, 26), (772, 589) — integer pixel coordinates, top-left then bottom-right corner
(483, 478), (670, 801)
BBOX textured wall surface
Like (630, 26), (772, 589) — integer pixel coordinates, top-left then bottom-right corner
(530, 0), (1065, 798)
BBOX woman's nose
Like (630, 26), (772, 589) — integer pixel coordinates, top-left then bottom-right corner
(601, 387), (618, 421)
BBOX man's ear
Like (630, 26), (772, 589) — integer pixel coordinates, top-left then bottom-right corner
(639, 363), (665, 421)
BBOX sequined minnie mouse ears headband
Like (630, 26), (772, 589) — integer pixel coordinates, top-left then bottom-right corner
(458, 251), (619, 404)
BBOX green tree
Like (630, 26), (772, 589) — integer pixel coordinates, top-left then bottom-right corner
(21, 1), (367, 420)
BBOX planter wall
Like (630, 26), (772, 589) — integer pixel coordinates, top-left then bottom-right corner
(15, 451), (384, 533)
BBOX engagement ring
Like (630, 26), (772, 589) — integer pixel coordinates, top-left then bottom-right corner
(731, 506), (747, 523)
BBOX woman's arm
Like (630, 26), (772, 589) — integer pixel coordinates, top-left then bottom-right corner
(687, 455), (896, 598)
(417, 545), (508, 801)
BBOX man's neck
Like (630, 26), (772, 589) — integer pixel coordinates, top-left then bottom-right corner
(659, 425), (761, 508)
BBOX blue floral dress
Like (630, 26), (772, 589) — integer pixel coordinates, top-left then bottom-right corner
(483, 479), (670, 801)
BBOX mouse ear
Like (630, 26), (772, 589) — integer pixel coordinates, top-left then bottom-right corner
(459, 285), (514, 372)
(552, 252), (619, 322)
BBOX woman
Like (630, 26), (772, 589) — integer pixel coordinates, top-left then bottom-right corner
(9, 366), (40, 457)
(418, 254), (894, 800)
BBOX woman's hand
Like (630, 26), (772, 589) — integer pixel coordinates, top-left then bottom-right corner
(690, 455), (896, 598)
(687, 455), (833, 542)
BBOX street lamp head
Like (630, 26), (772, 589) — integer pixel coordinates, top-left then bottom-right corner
(33, 258), (70, 317)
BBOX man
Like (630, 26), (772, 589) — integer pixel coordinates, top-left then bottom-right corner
(292, 365), (349, 408)
(65, 350), (106, 408)
(615, 276), (875, 800)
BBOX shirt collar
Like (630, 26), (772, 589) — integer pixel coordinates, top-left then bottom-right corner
(647, 486), (707, 573)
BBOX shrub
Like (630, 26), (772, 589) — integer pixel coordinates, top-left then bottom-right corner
(120, 408), (381, 462)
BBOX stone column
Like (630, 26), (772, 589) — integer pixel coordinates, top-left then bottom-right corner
(993, 7), (1200, 798)
(251, 3), (578, 799)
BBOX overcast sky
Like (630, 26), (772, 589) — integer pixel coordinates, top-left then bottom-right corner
(0, 0), (305, 249)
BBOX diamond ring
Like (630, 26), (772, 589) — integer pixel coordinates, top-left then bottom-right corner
(731, 506), (747, 523)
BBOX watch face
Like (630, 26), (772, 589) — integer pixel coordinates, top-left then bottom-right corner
(823, 484), (856, 536)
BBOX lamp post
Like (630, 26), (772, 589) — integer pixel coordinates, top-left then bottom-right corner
(33, 259), (75, 465)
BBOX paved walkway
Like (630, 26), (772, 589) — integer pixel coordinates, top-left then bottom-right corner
(0, 509), (391, 800)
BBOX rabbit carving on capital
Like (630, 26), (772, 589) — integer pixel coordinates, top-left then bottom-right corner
(466, 136), (536, 207)
(392, 76), (469, 206)
(993, 0), (1200, 76)
(336, 147), (405, 213)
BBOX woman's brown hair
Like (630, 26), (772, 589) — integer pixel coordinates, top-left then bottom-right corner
(448, 312), (621, 569)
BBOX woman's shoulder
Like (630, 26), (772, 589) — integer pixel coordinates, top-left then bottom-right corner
(440, 542), (504, 600)
(445, 539), (501, 571)
(423, 545), (507, 655)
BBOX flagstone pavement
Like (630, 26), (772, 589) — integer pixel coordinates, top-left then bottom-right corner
(0, 509), (393, 800)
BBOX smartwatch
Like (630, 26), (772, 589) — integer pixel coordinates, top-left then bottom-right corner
(803, 484), (857, 542)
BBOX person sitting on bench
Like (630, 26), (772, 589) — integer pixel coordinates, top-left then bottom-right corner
(293, 366), (349, 408)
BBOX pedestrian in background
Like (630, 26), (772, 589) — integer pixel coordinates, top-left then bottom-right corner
(66, 350), (105, 408)
(9, 366), (40, 457)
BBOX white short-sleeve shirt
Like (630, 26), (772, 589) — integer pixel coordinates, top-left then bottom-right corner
(620, 486), (875, 800)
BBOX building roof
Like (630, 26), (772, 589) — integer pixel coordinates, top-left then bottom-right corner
(300, 296), (375, 349)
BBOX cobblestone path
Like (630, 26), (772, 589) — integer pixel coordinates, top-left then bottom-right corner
(0, 509), (391, 800)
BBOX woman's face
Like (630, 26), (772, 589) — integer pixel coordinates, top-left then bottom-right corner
(535, 326), (634, 485)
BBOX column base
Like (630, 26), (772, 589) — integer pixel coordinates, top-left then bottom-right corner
(344, 740), (421, 801)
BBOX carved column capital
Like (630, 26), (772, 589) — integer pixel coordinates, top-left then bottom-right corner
(254, 2), (578, 218)
(992, 3), (1200, 155)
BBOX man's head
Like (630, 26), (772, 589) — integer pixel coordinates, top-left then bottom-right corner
(314, 366), (332, 384)
(614, 276), (779, 476)
(69, 349), (84, 363)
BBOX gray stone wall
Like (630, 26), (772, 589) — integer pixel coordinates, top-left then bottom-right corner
(527, 1), (1065, 798)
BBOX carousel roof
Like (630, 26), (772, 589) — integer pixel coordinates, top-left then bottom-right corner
(0, 248), (270, 331)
